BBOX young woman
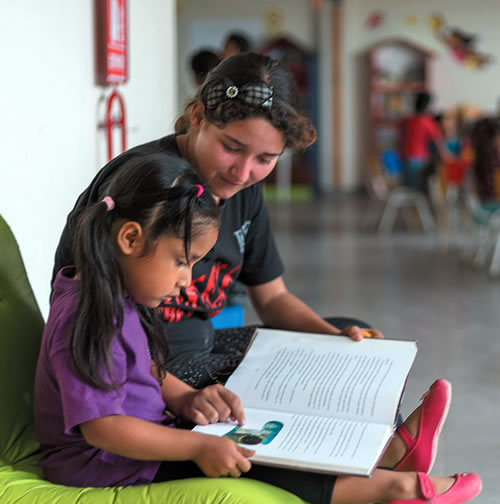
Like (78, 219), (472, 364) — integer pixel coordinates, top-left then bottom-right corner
(52, 52), (384, 389)
(39, 153), (481, 503)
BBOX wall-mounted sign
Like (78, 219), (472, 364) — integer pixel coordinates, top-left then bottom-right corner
(95, 0), (128, 85)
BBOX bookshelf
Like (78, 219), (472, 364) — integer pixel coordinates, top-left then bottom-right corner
(366, 38), (434, 175)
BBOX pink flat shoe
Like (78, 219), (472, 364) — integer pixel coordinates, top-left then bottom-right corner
(395, 379), (452, 473)
(388, 472), (482, 504)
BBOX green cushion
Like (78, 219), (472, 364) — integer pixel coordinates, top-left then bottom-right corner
(0, 215), (44, 467)
(0, 470), (304, 503)
(0, 215), (304, 503)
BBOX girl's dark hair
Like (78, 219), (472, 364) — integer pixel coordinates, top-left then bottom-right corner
(176, 52), (317, 149)
(71, 153), (219, 390)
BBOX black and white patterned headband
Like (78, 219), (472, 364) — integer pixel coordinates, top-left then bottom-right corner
(201, 78), (274, 110)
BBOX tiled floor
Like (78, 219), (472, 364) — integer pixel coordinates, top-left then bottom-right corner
(246, 194), (499, 503)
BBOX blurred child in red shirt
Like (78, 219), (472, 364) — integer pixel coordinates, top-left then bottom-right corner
(401, 92), (447, 192)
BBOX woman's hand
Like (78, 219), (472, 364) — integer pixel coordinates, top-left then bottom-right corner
(193, 435), (255, 478)
(181, 384), (246, 426)
(340, 325), (384, 341)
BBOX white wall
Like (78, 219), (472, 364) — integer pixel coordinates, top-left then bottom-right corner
(0, 0), (177, 319)
(316, 4), (334, 190)
(343, 0), (500, 189)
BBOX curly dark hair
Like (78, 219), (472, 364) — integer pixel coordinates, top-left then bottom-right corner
(176, 52), (317, 149)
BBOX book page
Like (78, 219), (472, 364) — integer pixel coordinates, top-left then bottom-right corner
(193, 407), (392, 476)
(226, 329), (417, 425)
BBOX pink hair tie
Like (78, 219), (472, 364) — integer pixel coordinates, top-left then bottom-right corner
(102, 196), (115, 211)
(195, 184), (204, 198)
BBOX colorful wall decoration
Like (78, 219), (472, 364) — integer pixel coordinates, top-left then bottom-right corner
(404, 14), (417, 26)
(429, 13), (492, 69)
(365, 10), (385, 30)
(264, 7), (285, 36)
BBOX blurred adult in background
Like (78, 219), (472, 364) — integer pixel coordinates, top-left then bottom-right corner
(221, 32), (252, 59)
(470, 116), (500, 204)
(190, 49), (221, 86)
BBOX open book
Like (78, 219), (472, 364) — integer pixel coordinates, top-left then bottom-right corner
(193, 328), (417, 476)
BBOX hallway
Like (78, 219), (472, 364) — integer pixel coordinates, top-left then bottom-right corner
(247, 195), (499, 503)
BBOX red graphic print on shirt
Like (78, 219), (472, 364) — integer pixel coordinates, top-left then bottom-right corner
(157, 262), (241, 322)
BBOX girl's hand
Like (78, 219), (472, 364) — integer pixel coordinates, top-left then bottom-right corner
(340, 325), (384, 341)
(182, 384), (246, 425)
(194, 435), (255, 478)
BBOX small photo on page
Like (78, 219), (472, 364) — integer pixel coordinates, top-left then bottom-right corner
(223, 421), (284, 446)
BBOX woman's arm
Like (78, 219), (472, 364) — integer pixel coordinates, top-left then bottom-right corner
(80, 415), (254, 477)
(247, 276), (383, 340)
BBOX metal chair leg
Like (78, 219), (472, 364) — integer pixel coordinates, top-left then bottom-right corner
(415, 196), (435, 232)
(473, 226), (492, 269)
(489, 227), (500, 277)
(378, 200), (398, 234)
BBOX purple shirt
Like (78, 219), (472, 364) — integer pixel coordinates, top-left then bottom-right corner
(35, 267), (167, 487)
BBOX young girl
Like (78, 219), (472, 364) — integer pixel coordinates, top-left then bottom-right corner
(36, 154), (240, 481)
(36, 153), (481, 503)
(52, 52), (384, 390)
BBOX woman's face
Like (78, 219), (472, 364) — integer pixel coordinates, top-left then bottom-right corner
(191, 114), (286, 201)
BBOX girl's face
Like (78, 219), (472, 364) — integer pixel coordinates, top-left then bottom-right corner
(191, 111), (286, 201)
(118, 222), (218, 308)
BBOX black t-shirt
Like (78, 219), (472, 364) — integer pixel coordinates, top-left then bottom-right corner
(52, 135), (284, 353)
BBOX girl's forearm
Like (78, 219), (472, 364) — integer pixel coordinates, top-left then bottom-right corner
(160, 372), (198, 415)
(151, 363), (197, 416)
(80, 414), (204, 461)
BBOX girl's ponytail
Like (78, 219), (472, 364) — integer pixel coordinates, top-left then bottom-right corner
(71, 198), (125, 389)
